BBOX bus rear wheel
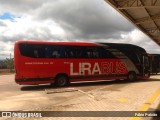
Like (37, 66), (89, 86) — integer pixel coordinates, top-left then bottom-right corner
(128, 72), (137, 81)
(55, 75), (69, 87)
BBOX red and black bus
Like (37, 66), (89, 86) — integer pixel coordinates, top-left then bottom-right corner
(14, 41), (150, 86)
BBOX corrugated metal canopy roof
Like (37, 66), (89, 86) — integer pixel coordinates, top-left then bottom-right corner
(105, 0), (160, 46)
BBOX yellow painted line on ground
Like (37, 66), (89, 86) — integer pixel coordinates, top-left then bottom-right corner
(130, 87), (160, 120)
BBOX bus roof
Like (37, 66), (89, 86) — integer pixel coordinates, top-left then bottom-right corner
(15, 40), (146, 53)
(98, 42), (146, 52)
(15, 40), (98, 46)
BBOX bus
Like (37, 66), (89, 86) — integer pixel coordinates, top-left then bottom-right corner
(149, 54), (160, 74)
(14, 41), (150, 87)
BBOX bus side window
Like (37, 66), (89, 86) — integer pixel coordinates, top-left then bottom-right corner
(45, 45), (52, 58)
(85, 47), (99, 58)
(87, 51), (92, 58)
(93, 49), (99, 58)
(73, 46), (85, 58)
(32, 45), (45, 58)
(19, 44), (35, 58)
(69, 51), (74, 58)
(64, 47), (75, 58)
(52, 50), (60, 58)
(99, 47), (116, 58)
(34, 50), (39, 58)
(45, 45), (63, 58)
(85, 48), (91, 58)
(76, 47), (85, 58)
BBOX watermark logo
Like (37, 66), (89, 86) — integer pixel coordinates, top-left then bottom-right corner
(1, 112), (42, 118)
(2, 112), (12, 117)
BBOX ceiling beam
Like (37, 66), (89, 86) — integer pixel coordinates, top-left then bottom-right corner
(146, 28), (160, 34)
(116, 0), (160, 9)
(118, 6), (160, 9)
(138, 0), (160, 35)
(135, 14), (160, 24)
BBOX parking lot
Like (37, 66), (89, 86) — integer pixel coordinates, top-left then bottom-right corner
(0, 74), (160, 120)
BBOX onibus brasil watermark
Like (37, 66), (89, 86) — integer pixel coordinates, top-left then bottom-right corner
(1, 112), (42, 118)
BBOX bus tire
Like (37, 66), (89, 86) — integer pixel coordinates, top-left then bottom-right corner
(128, 72), (137, 81)
(55, 75), (69, 87)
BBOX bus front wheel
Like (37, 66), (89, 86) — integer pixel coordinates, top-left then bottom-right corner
(128, 72), (137, 81)
(55, 75), (69, 87)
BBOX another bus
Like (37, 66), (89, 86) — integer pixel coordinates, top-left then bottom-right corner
(149, 54), (160, 74)
(14, 41), (150, 87)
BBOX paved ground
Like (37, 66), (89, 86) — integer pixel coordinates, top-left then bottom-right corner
(0, 74), (160, 120)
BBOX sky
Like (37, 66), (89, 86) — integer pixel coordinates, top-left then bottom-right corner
(0, 0), (160, 59)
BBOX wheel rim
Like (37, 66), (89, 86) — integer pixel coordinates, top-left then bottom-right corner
(57, 77), (67, 86)
(129, 74), (134, 80)
(128, 73), (135, 80)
